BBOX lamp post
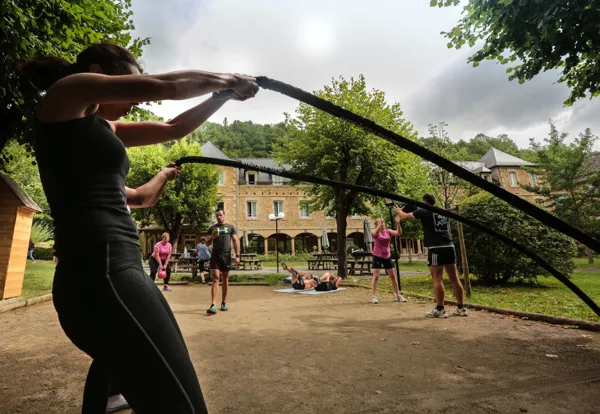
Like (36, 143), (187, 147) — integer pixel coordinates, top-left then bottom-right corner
(269, 212), (285, 273)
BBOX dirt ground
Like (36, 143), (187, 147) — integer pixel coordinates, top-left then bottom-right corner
(1, 285), (600, 414)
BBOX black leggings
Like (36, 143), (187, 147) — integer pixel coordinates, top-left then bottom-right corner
(52, 241), (207, 413)
(149, 255), (171, 284)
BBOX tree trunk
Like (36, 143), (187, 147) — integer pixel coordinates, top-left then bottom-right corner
(335, 193), (348, 278)
(408, 240), (413, 264)
(586, 247), (594, 264)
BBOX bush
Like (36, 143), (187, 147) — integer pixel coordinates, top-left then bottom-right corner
(30, 222), (53, 244)
(33, 247), (55, 260)
(459, 193), (576, 285)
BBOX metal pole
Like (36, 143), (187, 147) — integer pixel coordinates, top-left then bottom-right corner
(276, 219), (280, 274)
(388, 208), (402, 292)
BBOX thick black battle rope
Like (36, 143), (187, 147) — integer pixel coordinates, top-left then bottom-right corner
(176, 156), (600, 318)
(214, 78), (600, 254)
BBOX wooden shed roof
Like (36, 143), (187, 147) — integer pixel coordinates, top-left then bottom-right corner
(0, 173), (43, 212)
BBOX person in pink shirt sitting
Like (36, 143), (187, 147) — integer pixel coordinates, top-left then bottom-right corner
(371, 215), (407, 304)
(150, 233), (173, 292)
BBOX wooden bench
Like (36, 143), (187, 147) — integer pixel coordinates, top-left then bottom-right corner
(307, 259), (320, 270)
(348, 260), (372, 275)
(240, 259), (262, 271)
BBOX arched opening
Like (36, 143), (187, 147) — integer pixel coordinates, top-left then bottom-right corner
(267, 233), (292, 254)
(244, 233), (265, 255)
(294, 233), (318, 255)
(347, 232), (366, 251)
(323, 232), (338, 253)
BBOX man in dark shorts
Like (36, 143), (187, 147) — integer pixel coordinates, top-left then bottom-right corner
(206, 208), (240, 314)
(396, 194), (468, 318)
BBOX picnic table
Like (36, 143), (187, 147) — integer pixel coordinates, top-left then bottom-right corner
(308, 253), (339, 271)
(173, 256), (199, 279)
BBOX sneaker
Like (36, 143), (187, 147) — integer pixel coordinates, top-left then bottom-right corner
(394, 294), (408, 302)
(207, 305), (217, 315)
(282, 262), (288, 271)
(372, 295), (379, 304)
(426, 308), (448, 318)
(162, 286), (172, 292)
(454, 307), (469, 317)
(106, 394), (130, 413)
(220, 302), (228, 311)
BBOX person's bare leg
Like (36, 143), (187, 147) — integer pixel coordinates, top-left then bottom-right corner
(320, 272), (332, 282)
(211, 269), (220, 306)
(371, 269), (380, 296)
(444, 264), (464, 305)
(430, 266), (445, 306)
(387, 268), (400, 296)
(221, 271), (230, 304)
(334, 276), (342, 288)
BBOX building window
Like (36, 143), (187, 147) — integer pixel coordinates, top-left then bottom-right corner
(509, 172), (518, 187)
(299, 202), (310, 218)
(246, 201), (257, 218)
(247, 172), (257, 185)
(272, 175), (282, 185)
(529, 173), (537, 186)
(273, 201), (284, 216)
(218, 170), (225, 186)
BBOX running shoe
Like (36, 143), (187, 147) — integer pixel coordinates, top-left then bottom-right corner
(162, 286), (172, 292)
(372, 295), (379, 304)
(282, 262), (288, 271)
(426, 308), (448, 318)
(394, 294), (408, 302)
(454, 307), (469, 317)
(207, 304), (217, 315)
(221, 302), (228, 311)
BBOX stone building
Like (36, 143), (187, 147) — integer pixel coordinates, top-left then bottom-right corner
(139, 144), (539, 257)
(140, 142), (427, 257)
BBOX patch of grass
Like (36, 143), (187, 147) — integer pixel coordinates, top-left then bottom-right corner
(356, 273), (600, 322)
(171, 273), (286, 286)
(22, 261), (55, 298)
(574, 257), (600, 269)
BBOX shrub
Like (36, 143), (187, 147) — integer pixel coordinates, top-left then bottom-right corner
(30, 222), (53, 244)
(33, 247), (55, 261)
(255, 253), (314, 262)
(459, 193), (576, 285)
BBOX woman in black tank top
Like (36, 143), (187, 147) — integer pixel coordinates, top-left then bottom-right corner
(19, 43), (258, 414)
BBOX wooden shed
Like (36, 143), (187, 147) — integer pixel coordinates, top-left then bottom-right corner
(0, 173), (42, 300)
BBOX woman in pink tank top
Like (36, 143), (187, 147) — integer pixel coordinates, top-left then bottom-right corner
(371, 216), (406, 304)
(150, 232), (173, 291)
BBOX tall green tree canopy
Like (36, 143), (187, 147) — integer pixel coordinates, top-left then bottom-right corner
(524, 123), (600, 241)
(433, 0), (600, 105)
(188, 120), (290, 158)
(126, 140), (219, 250)
(1, 0), (148, 151)
(275, 74), (429, 276)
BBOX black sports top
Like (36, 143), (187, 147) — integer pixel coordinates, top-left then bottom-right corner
(34, 113), (139, 253)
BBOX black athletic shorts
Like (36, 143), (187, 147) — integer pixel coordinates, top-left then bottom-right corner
(198, 260), (208, 272)
(210, 253), (231, 272)
(428, 247), (456, 267)
(292, 281), (305, 290)
(315, 281), (337, 292)
(372, 255), (394, 269)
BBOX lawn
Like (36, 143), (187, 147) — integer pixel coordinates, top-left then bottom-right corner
(23, 260), (600, 322)
(356, 272), (600, 322)
(573, 257), (600, 269)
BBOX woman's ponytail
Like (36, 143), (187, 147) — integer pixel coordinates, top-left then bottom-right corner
(18, 57), (73, 92)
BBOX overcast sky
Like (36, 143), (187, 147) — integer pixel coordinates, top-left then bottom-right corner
(130, 0), (600, 149)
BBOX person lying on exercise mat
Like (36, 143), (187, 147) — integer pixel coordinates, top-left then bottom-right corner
(283, 263), (341, 291)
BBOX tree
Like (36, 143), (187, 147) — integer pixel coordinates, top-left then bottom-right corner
(523, 122), (600, 263)
(275, 75), (429, 276)
(126, 140), (220, 250)
(420, 123), (479, 208)
(459, 193), (576, 285)
(454, 133), (524, 161)
(188, 120), (290, 158)
(1, 0), (149, 153)
(1, 139), (52, 228)
(433, 0), (600, 105)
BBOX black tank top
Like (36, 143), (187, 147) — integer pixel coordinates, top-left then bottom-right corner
(34, 113), (139, 254)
